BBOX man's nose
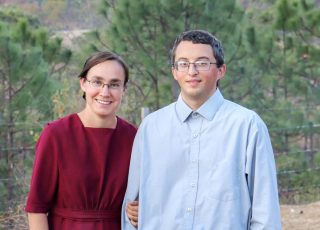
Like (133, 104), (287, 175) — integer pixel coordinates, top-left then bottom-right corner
(188, 63), (198, 75)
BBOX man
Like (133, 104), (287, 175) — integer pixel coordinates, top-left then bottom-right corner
(122, 30), (281, 229)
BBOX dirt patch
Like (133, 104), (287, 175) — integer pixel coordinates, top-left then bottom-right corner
(281, 202), (320, 230)
(53, 29), (90, 48)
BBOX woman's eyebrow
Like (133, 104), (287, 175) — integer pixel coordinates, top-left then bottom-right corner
(89, 76), (122, 82)
(89, 75), (103, 80)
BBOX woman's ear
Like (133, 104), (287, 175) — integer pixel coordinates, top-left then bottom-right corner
(123, 83), (127, 92)
(80, 78), (86, 91)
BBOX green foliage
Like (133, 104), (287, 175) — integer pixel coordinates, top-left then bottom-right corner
(231, 0), (320, 156)
(91, 0), (320, 203)
(277, 151), (320, 203)
(92, 0), (245, 123)
(0, 0), (318, 214)
(89, 1), (320, 194)
(51, 78), (83, 118)
(249, 0), (320, 204)
(0, 6), (72, 211)
(0, 6), (40, 26)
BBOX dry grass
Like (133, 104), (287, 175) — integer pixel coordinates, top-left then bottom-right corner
(281, 201), (320, 230)
(0, 202), (319, 229)
(0, 203), (28, 230)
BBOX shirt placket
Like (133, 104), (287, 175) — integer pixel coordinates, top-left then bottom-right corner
(184, 112), (202, 230)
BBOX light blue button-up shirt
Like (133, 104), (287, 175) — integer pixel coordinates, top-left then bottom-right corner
(122, 89), (281, 230)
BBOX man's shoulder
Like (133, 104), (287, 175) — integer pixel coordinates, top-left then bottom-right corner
(138, 102), (176, 132)
(222, 99), (264, 123)
(222, 99), (254, 113)
(144, 102), (176, 120)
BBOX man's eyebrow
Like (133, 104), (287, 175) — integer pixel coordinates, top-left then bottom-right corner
(175, 58), (188, 62)
(109, 79), (122, 83)
(176, 56), (211, 61)
(194, 56), (210, 60)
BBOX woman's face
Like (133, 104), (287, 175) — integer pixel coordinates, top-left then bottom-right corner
(80, 60), (126, 120)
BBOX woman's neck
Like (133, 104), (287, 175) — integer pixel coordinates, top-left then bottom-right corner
(77, 110), (117, 128)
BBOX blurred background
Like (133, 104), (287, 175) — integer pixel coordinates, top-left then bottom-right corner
(0, 0), (319, 229)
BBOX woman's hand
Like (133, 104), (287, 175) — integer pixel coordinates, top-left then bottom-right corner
(126, 201), (139, 227)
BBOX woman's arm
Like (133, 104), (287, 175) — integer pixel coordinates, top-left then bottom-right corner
(28, 213), (49, 230)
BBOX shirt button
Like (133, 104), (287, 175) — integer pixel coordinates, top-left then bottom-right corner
(190, 182), (196, 188)
(192, 159), (197, 163)
(193, 133), (198, 138)
(187, 207), (192, 212)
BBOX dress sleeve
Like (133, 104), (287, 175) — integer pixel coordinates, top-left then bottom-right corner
(245, 115), (282, 229)
(121, 124), (142, 229)
(25, 124), (59, 213)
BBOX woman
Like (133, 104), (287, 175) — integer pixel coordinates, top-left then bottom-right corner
(26, 51), (137, 229)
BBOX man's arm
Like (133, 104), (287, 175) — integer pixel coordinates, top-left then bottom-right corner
(28, 213), (49, 230)
(246, 117), (282, 229)
(122, 128), (143, 229)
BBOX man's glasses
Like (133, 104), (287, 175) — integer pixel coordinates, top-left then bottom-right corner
(85, 79), (123, 91)
(174, 60), (217, 72)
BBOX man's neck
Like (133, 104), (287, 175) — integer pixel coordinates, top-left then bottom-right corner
(181, 88), (217, 111)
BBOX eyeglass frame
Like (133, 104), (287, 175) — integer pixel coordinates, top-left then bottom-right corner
(85, 78), (124, 91)
(173, 60), (217, 72)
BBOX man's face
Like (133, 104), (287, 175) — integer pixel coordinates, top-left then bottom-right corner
(172, 41), (226, 109)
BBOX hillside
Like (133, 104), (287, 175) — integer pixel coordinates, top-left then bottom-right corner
(0, 0), (105, 30)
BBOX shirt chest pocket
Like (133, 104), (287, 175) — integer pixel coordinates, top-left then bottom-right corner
(207, 162), (241, 201)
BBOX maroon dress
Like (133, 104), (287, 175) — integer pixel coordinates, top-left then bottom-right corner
(25, 114), (137, 230)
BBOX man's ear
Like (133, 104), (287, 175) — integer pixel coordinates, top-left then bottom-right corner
(172, 67), (178, 81)
(217, 64), (227, 80)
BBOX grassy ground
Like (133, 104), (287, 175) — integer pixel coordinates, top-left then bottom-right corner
(281, 201), (320, 230)
(0, 202), (319, 229)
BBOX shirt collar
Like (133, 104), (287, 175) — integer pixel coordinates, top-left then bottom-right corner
(175, 94), (193, 122)
(175, 88), (224, 122)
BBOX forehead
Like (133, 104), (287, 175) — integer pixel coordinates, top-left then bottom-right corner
(87, 60), (125, 81)
(175, 41), (215, 61)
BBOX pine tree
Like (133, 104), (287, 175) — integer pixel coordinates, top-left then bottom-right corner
(0, 7), (72, 209)
(89, 0), (246, 123)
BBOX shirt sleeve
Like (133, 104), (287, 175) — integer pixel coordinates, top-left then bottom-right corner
(25, 124), (59, 213)
(121, 124), (142, 229)
(245, 115), (282, 229)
